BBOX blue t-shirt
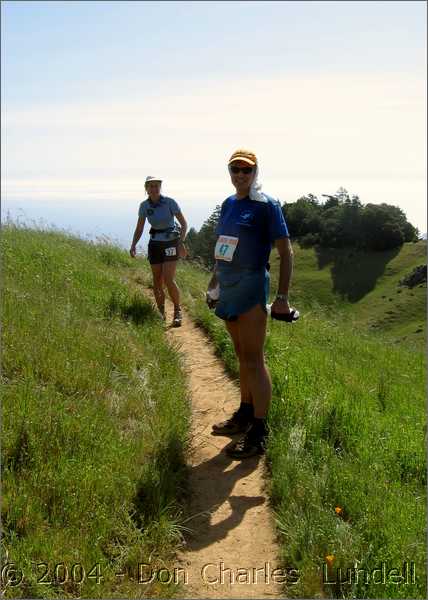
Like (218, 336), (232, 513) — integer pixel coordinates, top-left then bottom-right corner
(138, 195), (181, 241)
(215, 193), (289, 270)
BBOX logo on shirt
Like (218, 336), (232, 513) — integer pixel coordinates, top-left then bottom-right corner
(147, 208), (154, 216)
(237, 211), (254, 226)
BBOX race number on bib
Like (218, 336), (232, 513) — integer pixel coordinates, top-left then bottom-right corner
(214, 235), (239, 262)
(165, 246), (177, 257)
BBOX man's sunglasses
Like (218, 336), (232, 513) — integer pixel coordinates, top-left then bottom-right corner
(229, 165), (254, 175)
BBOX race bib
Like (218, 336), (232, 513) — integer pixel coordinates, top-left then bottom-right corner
(165, 246), (177, 257)
(214, 235), (239, 262)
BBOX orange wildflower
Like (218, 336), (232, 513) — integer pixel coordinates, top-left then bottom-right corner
(325, 554), (335, 567)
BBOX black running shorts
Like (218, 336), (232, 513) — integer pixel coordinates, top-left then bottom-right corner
(148, 239), (180, 265)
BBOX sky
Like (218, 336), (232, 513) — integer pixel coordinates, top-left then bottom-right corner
(2, 0), (427, 248)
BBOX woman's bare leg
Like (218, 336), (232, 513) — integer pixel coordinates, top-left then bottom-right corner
(235, 304), (271, 418)
(225, 320), (253, 406)
(150, 264), (165, 310)
(162, 260), (180, 307)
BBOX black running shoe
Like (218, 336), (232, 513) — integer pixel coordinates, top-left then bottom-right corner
(211, 409), (252, 436)
(225, 427), (266, 459)
(172, 309), (182, 327)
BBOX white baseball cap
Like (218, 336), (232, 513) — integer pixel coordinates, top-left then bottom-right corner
(145, 175), (162, 184)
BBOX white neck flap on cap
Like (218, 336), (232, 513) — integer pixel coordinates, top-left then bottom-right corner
(249, 165), (267, 203)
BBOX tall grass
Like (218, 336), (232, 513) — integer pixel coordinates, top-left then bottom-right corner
(1, 224), (191, 599)
(171, 259), (426, 599)
(3, 226), (424, 599)
(267, 241), (427, 350)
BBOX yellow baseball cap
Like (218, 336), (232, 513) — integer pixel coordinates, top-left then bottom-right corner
(228, 149), (257, 166)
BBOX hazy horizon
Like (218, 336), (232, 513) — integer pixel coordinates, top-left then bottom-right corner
(4, 181), (426, 251)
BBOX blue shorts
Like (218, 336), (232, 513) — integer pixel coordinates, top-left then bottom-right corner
(215, 267), (270, 321)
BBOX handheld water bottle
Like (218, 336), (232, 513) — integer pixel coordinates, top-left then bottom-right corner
(206, 283), (220, 309)
(267, 303), (300, 322)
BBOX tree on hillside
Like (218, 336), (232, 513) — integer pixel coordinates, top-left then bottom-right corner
(361, 203), (411, 250)
(185, 205), (222, 268)
(282, 195), (322, 238)
(185, 227), (199, 257)
(282, 186), (417, 251)
(319, 205), (346, 247)
(322, 195), (340, 210)
(339, 194), (363, 247)
(189, 191), (419, 267)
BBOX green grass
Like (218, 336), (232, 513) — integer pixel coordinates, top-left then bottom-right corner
(168, 258), (426, 599)
(1, 224), (191, 599)
(268, 241), (426, 350)
(3, 226), (425, 599)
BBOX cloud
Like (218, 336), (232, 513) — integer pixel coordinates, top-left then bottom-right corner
(2, 72), (426, 230)
(3, 71), (425, 173)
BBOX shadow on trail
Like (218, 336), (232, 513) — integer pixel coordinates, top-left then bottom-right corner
(182, 447), (264, 552)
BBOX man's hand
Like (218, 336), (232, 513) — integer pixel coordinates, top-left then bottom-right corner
(129, 245), (137, 258)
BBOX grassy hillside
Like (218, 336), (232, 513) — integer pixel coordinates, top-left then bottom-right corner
(268, 241), (426, 349)
(143, 258), (426, 600)
(2, 225), (425, 599)
(1, 225), (190, 599)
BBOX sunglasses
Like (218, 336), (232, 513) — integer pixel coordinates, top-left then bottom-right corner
(229, 165), (254, 175)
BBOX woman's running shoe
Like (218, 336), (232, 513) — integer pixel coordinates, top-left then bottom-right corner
(225, 425), (266, 458)
(173, 308), (182, 327)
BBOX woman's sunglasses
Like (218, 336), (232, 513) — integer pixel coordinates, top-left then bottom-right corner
(229, 165), (254, 175)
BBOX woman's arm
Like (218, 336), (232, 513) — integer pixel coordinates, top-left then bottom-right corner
(206, 261), (219, 308)
(130, 216), (146, 257)
(207, 262), (218, 289)
(276, 237), (293, 295)
(271, 237), (294, 313)
(175, 211), (188, 242)
(175, 212), (188, 258)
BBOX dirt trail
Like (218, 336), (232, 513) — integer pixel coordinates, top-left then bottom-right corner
(160, 299), (286, 599)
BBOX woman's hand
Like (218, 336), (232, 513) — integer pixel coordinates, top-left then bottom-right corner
(206, 283), (220, 309)
(130, 217), (145, 258)
(270, 295), (299, 322)
(178, 242), (188, 258)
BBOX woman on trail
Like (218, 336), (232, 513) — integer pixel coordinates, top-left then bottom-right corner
(130, 176), (188, 327)
(207, 149), (295, 459)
